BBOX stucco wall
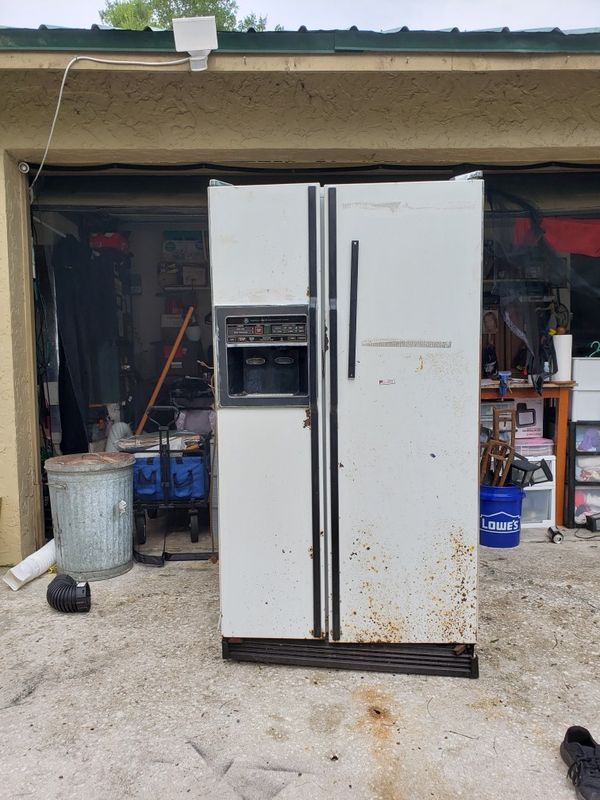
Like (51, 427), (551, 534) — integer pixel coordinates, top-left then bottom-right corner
(0, 153), (41, 564)
(2, 67), (600, 167)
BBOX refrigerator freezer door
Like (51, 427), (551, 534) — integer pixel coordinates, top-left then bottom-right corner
(209, 183), (319, 306)
(326, 180), (483, 644)
(209, 183), (324, 639)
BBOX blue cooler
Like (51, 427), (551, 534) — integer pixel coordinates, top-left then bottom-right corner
(480, 484), (524, 548)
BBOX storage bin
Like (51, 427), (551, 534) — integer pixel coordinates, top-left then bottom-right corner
(521, 487), (554, 527)
(573, 487), (600, 526)
(515, 438), (554, 458)
(575, 455), (600, 483)
(573, 422), (600, 452)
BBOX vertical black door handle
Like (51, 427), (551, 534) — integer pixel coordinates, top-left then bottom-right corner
(348, 240), (359, 379)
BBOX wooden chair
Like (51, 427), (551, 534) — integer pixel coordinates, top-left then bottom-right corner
(480, 439), (515, 486)
(493, 406), (517, 449)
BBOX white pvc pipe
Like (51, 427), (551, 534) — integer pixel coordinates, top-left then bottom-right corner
(3, 539), (56, 591)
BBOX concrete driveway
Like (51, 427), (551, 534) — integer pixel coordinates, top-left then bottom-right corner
(1, 529), (598, 799)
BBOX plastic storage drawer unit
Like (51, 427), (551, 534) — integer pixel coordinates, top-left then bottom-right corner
(520, 455), (556, 529)
(567, 421), (600, 526)
(521, 488), (554, 528)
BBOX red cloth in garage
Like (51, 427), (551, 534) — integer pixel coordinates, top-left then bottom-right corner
(514, 217), (600, 257)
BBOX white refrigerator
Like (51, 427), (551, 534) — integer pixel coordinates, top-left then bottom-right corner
(208, 179), (483, 677)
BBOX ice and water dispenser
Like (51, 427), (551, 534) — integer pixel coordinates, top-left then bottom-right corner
(215, 306), (309, 406)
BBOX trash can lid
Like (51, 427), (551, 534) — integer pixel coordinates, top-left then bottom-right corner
(45, 452), (135, 473)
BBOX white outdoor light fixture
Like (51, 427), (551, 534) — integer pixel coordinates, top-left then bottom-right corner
(172, 16), (219, 71)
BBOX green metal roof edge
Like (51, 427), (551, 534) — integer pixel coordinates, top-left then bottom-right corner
(2, 27), (600, 54)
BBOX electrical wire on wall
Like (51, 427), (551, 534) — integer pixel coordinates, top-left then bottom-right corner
(28, 54), (191, 201)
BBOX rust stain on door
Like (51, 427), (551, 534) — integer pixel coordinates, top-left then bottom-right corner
(426, 526), (477, 642)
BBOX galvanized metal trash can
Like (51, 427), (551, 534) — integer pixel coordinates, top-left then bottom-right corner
(45, 453), (135, 581)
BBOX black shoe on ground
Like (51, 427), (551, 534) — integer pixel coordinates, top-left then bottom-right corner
(561, 726), (600, 800)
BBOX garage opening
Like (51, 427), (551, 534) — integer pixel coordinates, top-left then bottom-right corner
(30, 167), (600, 557)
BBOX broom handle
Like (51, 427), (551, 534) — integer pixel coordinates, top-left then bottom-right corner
(135, 305), (195, 435)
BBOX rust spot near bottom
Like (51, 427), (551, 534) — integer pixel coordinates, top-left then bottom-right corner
(354, 686), (403, 799)
(355, 687), (395, 741)
(303, 409), (311, 428)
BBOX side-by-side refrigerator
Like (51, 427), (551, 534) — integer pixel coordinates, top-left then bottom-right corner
(208, 179), (483, 678)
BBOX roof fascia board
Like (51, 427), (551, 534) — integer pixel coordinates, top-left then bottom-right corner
(2, 51), (600, 73)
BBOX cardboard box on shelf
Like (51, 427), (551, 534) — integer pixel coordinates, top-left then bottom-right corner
(480, 398), (544, 440)
(181, 264), (208, 287)
(162, 231), (205, 262)
(515, 399), (544, 439)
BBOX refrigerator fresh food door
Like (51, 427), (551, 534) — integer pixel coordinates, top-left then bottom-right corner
(325, 180), (483, 644)
(209, 183), (324, 639)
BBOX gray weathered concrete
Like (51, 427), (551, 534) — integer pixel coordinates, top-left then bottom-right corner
(1, 528), (599, 800)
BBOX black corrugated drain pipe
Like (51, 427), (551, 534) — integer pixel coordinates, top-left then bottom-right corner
(46, 574), (91, 613)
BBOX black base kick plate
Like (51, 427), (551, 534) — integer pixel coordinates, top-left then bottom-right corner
(222, 638), (478, 679)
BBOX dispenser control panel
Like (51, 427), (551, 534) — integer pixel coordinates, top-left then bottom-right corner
(226, 315), (308, 344)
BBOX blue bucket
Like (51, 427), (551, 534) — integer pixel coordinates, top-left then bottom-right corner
(480, 484), (524, 548)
